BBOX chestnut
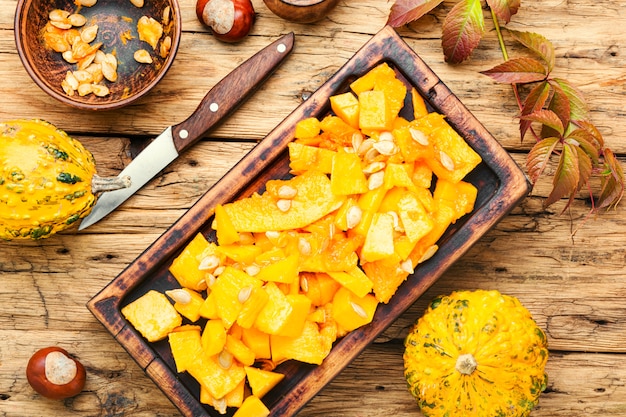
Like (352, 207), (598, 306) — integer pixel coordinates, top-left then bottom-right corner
(26, 347), (86, 400)
(196, 0), (256, 43)
(262, 0), (339, 24)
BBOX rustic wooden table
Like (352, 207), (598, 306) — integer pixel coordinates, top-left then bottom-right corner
(2, 0), (626, 416)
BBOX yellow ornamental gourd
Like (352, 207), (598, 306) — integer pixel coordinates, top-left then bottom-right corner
(404, 290), (548, 417)
(0, 119), (130, 240)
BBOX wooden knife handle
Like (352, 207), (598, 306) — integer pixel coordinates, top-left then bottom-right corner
(171, 32), (295, 153)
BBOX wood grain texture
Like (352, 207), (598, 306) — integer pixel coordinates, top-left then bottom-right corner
(2, 0), (626, 416)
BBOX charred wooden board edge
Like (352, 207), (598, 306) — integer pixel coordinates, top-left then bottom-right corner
(87, 25), (531, 417)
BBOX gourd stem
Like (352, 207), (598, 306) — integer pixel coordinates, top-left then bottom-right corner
(455, 353), (478, 375)
(91, 174), (131, 194)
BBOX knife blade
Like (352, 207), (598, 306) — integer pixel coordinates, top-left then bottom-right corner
(79, 32), (295, 231)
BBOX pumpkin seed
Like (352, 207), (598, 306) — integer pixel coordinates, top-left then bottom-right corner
(134, 49), (153, 64)
(218, 350), (233, 369)
(409, 128), (429, 146)
(351, 301), (368, 319)
(64, 29), (81, 46)
(80, 24), (98, 43)
(94, 50), (106, 64)
(162, 6), (171, 26)
(418, 244), (438, 264)
(199, 254), (220, 271)
(68, 13), (86, 27)
(49, 9), (70, 22)
(363, 147), (380, 163)
(130, 0), (144, 7)
(300, 275), (309, 293)
(77, 0), (97, 6)
(50, 19), (72, 30)
(357, 138), (375, 155)
(44, 32), (70, 53)
(346, 205), (362, 229)
(400, 259), (414, 274)
(213, 266), (225, 276)
(61, 79), (75, 96)
(62, 50), (77, 64)
(77, 52), (96, 70)
(165, 289), (192, 305)
(362, 161), (385, 175)
(351, 132), (363, 152)
(238, 286), (253, 303)
(92, 84), (110, 97)
(64, 71), (79, 90)
(439, 150), (455, 171)
(388, 210), (404, 232)
(101, 56), (118, 82)
(368, 171), (385, 190)
(373, 140), (398, 156)
(277, 185), (297, 199)
(244, 265), (260, 277)
(159, 35), (172, 58)
(77, 83), (93, 96)
(212, 397), (227, 415)
(277, 197), (291, 212)
(298, 237), (311, 256)
(72, 69), (92, 84)
(379, 131), (394, 142)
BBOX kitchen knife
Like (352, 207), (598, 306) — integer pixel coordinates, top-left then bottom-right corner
(79, 32), (295, 230)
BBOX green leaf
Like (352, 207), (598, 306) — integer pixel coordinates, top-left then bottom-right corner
(508, 30), (556, 72)
(480, 57), (547, 84)
(545, 142), (580, 208)
(526, 136), (560, 184)
(441, 0), (485, 64)
(387, 0), (444, 27)
(550, 78), (590, 123)
(486, 0), (520, 24)
(597, 148), (625, 210)
(520, 109), (564, 136)
(519, 81), (551, 140)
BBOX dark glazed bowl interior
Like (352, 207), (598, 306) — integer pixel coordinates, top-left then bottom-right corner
(15, 0), (181, 111)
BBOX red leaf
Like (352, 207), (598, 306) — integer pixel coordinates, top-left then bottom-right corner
(387, 0), (444, 27)
(526, 136), (559, 184)
(480, 57), (547, 84)
(520, 109), (565, 136)
(486, 0), (520, 24)
(597, 148), (625, 210)
(508, 30), (556, 72)
(519, 81), (550, 140)
(573, 120), (604, 148)
(544, 142), (580, 208)
(441, 0), (485, 64)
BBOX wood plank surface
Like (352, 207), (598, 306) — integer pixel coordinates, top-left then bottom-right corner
(1, 0), (626, 416)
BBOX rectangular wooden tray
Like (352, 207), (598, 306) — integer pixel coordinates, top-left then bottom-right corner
(88, 25), (532, 417)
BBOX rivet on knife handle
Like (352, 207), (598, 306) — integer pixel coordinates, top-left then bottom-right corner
(171, 32), (295, 153)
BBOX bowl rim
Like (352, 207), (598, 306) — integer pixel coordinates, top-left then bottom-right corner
(13, 0), (182, 111)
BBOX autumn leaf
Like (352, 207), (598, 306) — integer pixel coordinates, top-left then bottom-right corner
(573, 120), (604, 149)
(387, 0), (444, 27)
(520, 109), (564, 136)
(550, 78), (590, 123)
(540, 82), (570, 139)
(519, 81), (550, 140)
(441, 0), (485, 64)
(566, 128), (600, 165)
(508, 30), (556, 72)
(568, 139), (593, 193)
(526, 136), (559, 184)
(544, 142), (580, 208)
(480, 57), (547, 84)
(597, 148), (625, 209)
(486, 0), (520, 24)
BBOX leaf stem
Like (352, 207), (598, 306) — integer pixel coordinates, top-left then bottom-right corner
(490, 7), (508, 62)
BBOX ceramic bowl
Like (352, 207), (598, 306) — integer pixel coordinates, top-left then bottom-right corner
(15, 0), (181, 110)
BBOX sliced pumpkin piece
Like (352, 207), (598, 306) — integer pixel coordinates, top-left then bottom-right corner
(223, 170), (345, 233)
(245, 366), (285, 399)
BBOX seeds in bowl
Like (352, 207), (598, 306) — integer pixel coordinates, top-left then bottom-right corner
(42, 2), (172, 98)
